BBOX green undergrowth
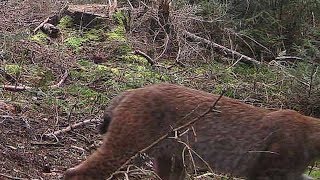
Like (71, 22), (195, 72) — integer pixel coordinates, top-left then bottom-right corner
(29, 31), (48, 44)
(3, 63), (55, 87)
(4, 28), (315, 115)
(5, 64), (22, 76)
(64, 29), (104, 50)
(58, 15), (73, 28)
(309, 168), (320, 179)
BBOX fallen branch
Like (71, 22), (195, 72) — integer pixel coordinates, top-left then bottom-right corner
(275, 56), (303, 61)
(2, 71), (69, 92)
(33, 17), (51, 34)
(44, 119), (101, 138)
(50, 70), (69, 88)
(183, 31), (261, 65)
(1, 84), (33, 92)
(107, 91), (225, 180)
(133, 50), (157, 66)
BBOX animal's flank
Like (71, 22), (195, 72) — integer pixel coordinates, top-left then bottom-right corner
(64, 83), (320, 180)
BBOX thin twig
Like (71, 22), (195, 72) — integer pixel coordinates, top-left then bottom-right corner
(127, 0), (134, 9)
(50, 70), (68, 88)
(44, 119), (101, 138)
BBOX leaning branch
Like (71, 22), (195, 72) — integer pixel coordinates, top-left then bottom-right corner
(107, 91), (225, 180)
(133, 50), (157, 66)
(183, 31), (261, 65)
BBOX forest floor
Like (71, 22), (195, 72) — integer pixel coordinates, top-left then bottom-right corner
(1, 1), (320, 180)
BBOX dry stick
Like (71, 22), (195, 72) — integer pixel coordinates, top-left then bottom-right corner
(33, 17), (50, 34)
(1, 84), (32, 92)
(107, 91), (225, 180)
(44, 119), (100, 138)
(182, 30), (261, 65)
(133, 50), (157, 66)
(127, 0), (134, 9)
(50, 70), (68, 88)
(1, 71), (69, 92)
(275, 56), (303, 61)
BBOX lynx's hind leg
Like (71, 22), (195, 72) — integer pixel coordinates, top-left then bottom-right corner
(153, 155), (185, 180)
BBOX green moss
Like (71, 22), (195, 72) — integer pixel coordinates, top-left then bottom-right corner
(70, 59), (111, 83)
(64, 29), (104, 50)
(208, 63), (237, 84)
(121, 55), (147, 64)
(58, 16), (73, 28)
(110, 68), (120, 76)
(29, 32), (48, 44)
(46, 85), (108, 112)
(112, 11), (127, 25)
(5, 64), (22, 76)
(78, 59), (93, 67)
(107, 41), (132, 56)
(122, 64), (169, 88)
(232, 63), (282, 84)
(65, 36), (87, 50)
(118, 43), (132, 54)
(67, 85), (105, 107)
(84, 29), (104, 41)
(67, 85), (98, 99)
(107, 26), (126, 42)
(38, 70), (55, 87)
(46, 95), (69, 113)
(233, 63), (257, 75)
(107, 11), (127, 42)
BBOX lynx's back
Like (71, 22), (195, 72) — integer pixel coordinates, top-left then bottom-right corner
(65, 83), (320, 180)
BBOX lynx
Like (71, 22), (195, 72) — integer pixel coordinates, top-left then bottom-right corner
(64, 83), (319, 180)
